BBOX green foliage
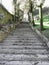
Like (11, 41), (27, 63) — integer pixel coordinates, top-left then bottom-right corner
(35, 15), (49, 23)
(34, 24), (49, 30)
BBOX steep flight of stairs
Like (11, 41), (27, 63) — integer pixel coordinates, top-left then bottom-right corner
(0, 22), (49, 65)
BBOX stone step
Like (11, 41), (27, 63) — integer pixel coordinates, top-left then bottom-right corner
(3, 38), (39, 42)
(0, 61), (35, 65)
(11, 43), (44, 46)
(0, 54), (49, 61)
(0, 46), (47, 49)
(6, 37), (39, 39)
(14, 29), (32, 31)
(3, 40), (41, 43)
(6, 38), (39, 40)
(6, 37), (38, 40)
(0, 61), (49, 65)
(6, 35), (38, 38)
(6, 36), (38, 39)
(0, 49), (48, 54)
(4, 40), (41, 43)
(0, 42), (44, 46)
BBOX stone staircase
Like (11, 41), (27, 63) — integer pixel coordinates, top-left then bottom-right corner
(0, 22), (49, 65)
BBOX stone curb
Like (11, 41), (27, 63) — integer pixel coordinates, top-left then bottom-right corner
(30, 24), (49, 47)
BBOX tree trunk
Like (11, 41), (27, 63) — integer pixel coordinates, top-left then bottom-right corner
(32, 17), (35, 26)
(28, 12), (31, 23)
(14, 5), (16, 23)
(32, 12), (35, 26)
(39, 6), (43, 31)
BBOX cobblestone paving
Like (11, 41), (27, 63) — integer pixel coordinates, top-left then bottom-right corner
(0, 22), (49, 65)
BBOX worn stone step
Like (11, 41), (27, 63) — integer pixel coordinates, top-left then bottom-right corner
(3, 40), (41, 43)
(0, 61), (35, 65)
(6, 38), (39, 41)
(5, 38), (40, 41)
(0, 42), (42, 45)
(6, 37), (39, 40)
(0, 43), (44, 46)
(0, 45), (47, 49)
(0, 54), (49, 61)
(0, 61), (49, 65)
(0, 46), (47, 49)
(0, 49), (48, 54)
(3, 39), (41, 42)
(6, 35), (38, 38)
(11, 43), (43, 46)
(4, 38), (41, 41)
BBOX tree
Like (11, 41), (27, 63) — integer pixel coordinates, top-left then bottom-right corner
(23, 0), (31, 22)
(29, 0), (36, 26)
(13, 0), (17, 23)
(13, 0), (23, 22)
(16, 3), (20, 21)
(36, 0), (45, 31)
